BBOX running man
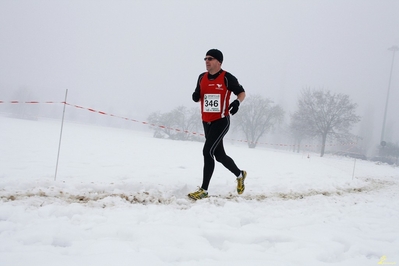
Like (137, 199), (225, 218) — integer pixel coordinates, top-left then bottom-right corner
(188, 49), (247, 200)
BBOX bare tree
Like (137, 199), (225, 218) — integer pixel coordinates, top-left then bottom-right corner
(292, 88), (361, 157)
(234, 94), (284, 148)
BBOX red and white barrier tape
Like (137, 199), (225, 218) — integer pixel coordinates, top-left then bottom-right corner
(1, 100), (357, 148)
(0, 101), (63, 104)
(63, 102), (206, 136)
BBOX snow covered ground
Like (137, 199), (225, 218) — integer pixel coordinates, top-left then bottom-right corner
(0, 115), (398, 266)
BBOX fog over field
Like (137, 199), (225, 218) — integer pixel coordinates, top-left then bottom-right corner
(1, 0), (398, 154)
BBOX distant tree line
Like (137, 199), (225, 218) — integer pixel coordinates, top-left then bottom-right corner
(147, 88), (364, 157)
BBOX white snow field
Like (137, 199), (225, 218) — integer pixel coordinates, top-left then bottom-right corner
(0, 115), (398, 266)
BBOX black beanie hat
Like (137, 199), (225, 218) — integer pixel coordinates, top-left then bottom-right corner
(206, 49), (223, 63)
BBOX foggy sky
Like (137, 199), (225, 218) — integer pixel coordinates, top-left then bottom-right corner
(1, 0), (399, 144)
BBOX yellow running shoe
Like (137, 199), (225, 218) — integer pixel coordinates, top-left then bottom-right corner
(236, 171), (247, 195)
(188, 188), (208, 200)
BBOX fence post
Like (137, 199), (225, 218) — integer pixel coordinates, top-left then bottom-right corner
(54, 89), (68, 181)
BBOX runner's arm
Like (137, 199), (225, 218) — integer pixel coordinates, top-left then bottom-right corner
(225, 72), (245, 103)
(192, 73), (205, 102)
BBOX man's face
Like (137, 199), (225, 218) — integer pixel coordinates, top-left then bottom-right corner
(204, 56), (221, 74)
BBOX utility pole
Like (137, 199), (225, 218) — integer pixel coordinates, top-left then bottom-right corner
(380, 45), (399, 146)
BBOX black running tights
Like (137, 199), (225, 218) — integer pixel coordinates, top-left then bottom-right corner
(201, 116), (241, 190)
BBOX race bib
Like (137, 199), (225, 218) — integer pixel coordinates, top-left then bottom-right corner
(203, 94), (221, 112)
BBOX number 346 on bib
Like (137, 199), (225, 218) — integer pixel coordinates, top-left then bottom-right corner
(204, 94), (221, 113)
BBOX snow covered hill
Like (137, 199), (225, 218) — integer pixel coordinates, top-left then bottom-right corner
(0, 116), (398, 266)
